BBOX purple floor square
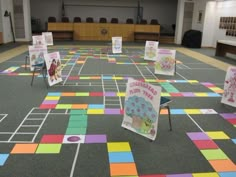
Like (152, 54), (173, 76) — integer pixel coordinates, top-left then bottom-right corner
(85, 134), (107, 143)
(187, 132), (210, 140)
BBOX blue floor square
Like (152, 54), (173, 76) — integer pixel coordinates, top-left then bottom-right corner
(219, 172), (236, 177)
(0, 154), (9, 166)
(171, 109), (185, 114)
(108, 152), (134, 163)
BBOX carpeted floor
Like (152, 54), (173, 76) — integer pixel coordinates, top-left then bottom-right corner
(0, 41), (235, 177)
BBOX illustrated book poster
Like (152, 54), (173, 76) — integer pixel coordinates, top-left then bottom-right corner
(42, 32), (53, 46)
(44, 52), (63, 86)
(221, 66), (236, 107)
(154, 49), (176, 76)
(112, 37), (122, 54)
(144, 41), (159, 61)
(28, 45), (47, 71)
(32, 35), (46, 45)
(121, 78), (162, 140)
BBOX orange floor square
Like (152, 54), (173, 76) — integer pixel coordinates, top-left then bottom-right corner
(11, 144), (38, 154)
(71, 104), (88, 109)
(110, 163), (138, 176)
(209, 159), (236, 172)
(160, 108), (168, 114)
(61, 92), (76, 96)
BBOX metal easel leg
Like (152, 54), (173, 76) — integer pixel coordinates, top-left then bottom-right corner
(166, 105), (172, 131)
(31, 68), (36, 86)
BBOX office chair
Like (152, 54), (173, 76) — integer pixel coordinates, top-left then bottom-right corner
(61, 17), (69, 22)
(86, 17), (94, 23)
(111, 18), (118, 23)
(74, 17), (81, 23)
(150, 19), (159, 25)
(99, 17), (107, 23)
(126, 18), (134, 24)
(140, 19), (147, 24)
(48, 16), (56, 22)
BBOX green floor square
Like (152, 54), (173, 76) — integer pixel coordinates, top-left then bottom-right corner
(68, 120), (87, 128)
(66, 127), (87, 135)
(70, 110), (87, 115)
(200, 149), (228, 160)
(56, 104), (72, 109)
(70, 115), (88, 121)
(36, 144), (62, 154)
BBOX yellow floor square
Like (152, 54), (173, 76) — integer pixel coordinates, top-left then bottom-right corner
(107, 142), (131, 152)
(45, 96), (60, 100)
(192, 172), (219, 177)
(206, 131), (230, 140)
(117, 92), (125, 97)
(87, 109), (104, 114)
(184, 109), (202, 114)
(194, 93), (208, 97)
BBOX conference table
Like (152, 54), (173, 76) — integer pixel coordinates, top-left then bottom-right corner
(47, 22), (160, 41)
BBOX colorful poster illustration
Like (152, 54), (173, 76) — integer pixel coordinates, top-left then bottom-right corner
(42, 32), (53, 46)
(221, 66), (236, 107)
(28, 45), (47, 71)
(154, 49), (176, 76)
(121, 78), (162, 140)
(32, 35), (46, 45)
(144, 41), (159, 61)
(112, 37), (122, 53)
(44, 52), (63, 86)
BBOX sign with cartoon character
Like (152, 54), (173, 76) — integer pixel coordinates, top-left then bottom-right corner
(155, 49), (176, 76)
(44, 52), (63, 86)
(42, 32), (53, 46)
(112, 37), (122, 54)
(121, 78), (162, 140)
(144, 41), (159, 61)
(28, 45), (47, 71)
(32, 35), (46, 45)
(221, 66), (236, 107)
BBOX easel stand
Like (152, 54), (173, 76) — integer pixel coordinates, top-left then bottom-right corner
(160, 96), (172, 131)
(31, 62), (48, 88)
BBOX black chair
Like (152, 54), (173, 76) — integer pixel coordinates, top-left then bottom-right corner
(86, 17), (94, 23)
(150, 19), (159, 25)
(126, 18), (134, 24)
(111, 18), (118, 23)
(74, 17), (81, 23)
(99, 17), (107, 23)
(61, 17), (69, 22)
(140, 19), (147, 24)
(48, 17), (56, 22)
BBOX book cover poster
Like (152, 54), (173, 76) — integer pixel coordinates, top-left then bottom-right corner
(221, 66), (236, 107)
(42, 32), (53, 46)
(155, 49), (176, 76)
(112, 37), (122, 54)
(28, 45), (47, 71)
(121, 78), (162, 140)
(144, 41), (159, 61)
(44, 52), (63, 86)
(32, 35), (46, 45)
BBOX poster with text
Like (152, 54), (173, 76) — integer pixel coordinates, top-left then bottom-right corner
(28, 45), (47, 71)
(121, 78), (162, 140)
(44, 52), (63, 86)
(154, 49), (176, 76)
(221, 66), (236, 107)
(144, 41), (159, 61)
(32, 35), (46, 45)
(112, 37), (122, 53)
(42, 32), (53, 46)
